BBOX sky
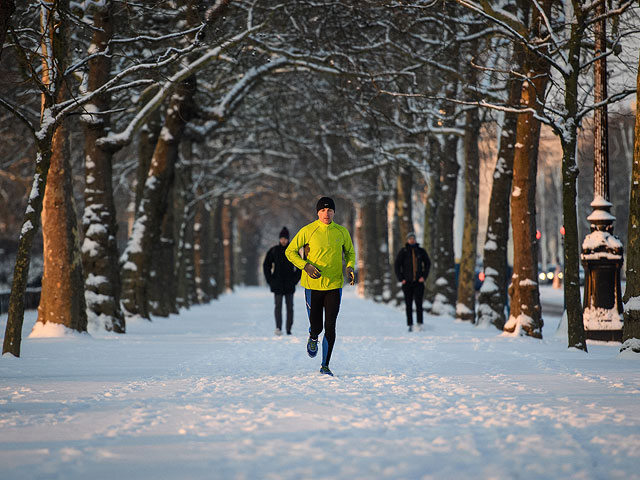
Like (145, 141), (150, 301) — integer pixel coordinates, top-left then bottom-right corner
(1, 286), (639, 480)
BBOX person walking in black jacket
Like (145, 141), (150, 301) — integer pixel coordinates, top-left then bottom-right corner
(263, 227), (302, 335)
(395, 232), (431, 332)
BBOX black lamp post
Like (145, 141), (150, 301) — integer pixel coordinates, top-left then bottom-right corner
(580, 3), (624, 342)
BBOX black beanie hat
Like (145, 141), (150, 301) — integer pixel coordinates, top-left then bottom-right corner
(316, 196), (336, 212)
(279, 227), (289, 239)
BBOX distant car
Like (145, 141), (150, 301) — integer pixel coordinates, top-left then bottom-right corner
(538, 264), (562, 285)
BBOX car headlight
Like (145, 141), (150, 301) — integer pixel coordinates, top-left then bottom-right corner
(546, 272), (554, 280)
(539, 272), (546, 281)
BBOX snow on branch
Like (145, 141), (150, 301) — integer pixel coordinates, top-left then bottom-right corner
(96, 23), (264, 150)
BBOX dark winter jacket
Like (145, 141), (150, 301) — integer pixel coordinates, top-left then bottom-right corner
(263, 244), (302, 294)
(395, 243), (431, 283)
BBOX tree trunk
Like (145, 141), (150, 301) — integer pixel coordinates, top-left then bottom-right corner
(120, 77), (197, 319)
(236, 206), (261, 286)
(148, 186), (178, 317)
(221, 197), (234, 292)
(388, 197), (402, 305)
(504, 51), (548, 338)
(456, 107), (480, 322)
(210, 196), (224, 299)
(423, 136), (441, 307)
(135, 111), (162, 215)
(355, 202), (366, 297)
(477, 80), (520, 329)
(376, 192), (389, 302)
(194, 199), (214, 303)
(81, 1), (125, 333)
(37, 117), (87, 332)
(0, 0), (15, 60)
(2, 139), (54, 356)
(396, 165), (414, 241)
(363, 197), (380, 299)
(560, 19), (587, 351)
(430, 134), (459, 317)
(174, 143), (196, 309)
(620, 51), (640, 353)
(3, 0), (63, 356)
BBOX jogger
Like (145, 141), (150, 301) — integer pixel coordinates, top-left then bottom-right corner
(286, 196), (356, 376)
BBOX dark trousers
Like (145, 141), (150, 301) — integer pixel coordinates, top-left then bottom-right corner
(274, 293), (294, 333)
(402, 282), (424, 326)
(305, 288), (342, 367)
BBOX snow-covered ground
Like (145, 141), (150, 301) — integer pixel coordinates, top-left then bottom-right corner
(1, 286), (639, 480)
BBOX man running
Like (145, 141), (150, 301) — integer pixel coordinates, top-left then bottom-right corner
(285, 196), (356, 376)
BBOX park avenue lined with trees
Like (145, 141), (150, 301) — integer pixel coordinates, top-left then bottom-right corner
(1, 1), (640, 356)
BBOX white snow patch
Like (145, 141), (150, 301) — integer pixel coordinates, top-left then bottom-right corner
(29, 322), (88, 338)
(624, 296), (640, 313)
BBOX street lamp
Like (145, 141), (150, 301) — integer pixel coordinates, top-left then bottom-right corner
(580, 4), (624, 342)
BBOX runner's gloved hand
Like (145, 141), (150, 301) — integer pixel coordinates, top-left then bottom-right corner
(304, 263), (322, 279)
(346, 266), (356, 286)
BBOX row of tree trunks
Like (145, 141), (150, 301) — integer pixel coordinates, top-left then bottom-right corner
(476, 78), (520, 329)
(120, 76), (197, 319)
(81, 0), (125, 333)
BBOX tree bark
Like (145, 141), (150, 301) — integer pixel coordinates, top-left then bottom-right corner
(37, 114), (87, 332)
(620, 50), (640, 353)
(194, 199), (214, 303)
(3, 0), (63, 356)
(221, 197), (234, 292)
(210, 196), (224, 299)
(174, 142), (196, 308)
(456, 107), (480, 322)
(423, 136), (441, 306)
(396, 165), (414, 241)
(504, 28), (548, 338)
(375, 191), (389, 302)
(355, 202), (366, 297)
(430, 134), (459, 317)
(81, 1), (125, 333)
(120, 76), (197, 319)
(477, 79), (520, 329)
(0, 0), (14, 60)
(560, 15), (588, 351)
(2, 139), (54, 356)
(148, 185), (178, 317)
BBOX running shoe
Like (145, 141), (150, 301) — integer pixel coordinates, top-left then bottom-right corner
(307, 336), (318, 357)
(319, 365), (334, 376)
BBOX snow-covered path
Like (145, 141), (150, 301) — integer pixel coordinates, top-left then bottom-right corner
(1, 287), (639, 480)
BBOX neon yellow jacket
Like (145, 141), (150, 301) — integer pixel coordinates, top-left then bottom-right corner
(285, 220), (356, 291)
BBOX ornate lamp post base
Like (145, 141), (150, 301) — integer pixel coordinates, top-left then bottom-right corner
(581, 196), (624, 342)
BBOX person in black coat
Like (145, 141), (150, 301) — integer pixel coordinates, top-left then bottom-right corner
(263, 227), (302, 335)
(394, 232), (431, 332)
